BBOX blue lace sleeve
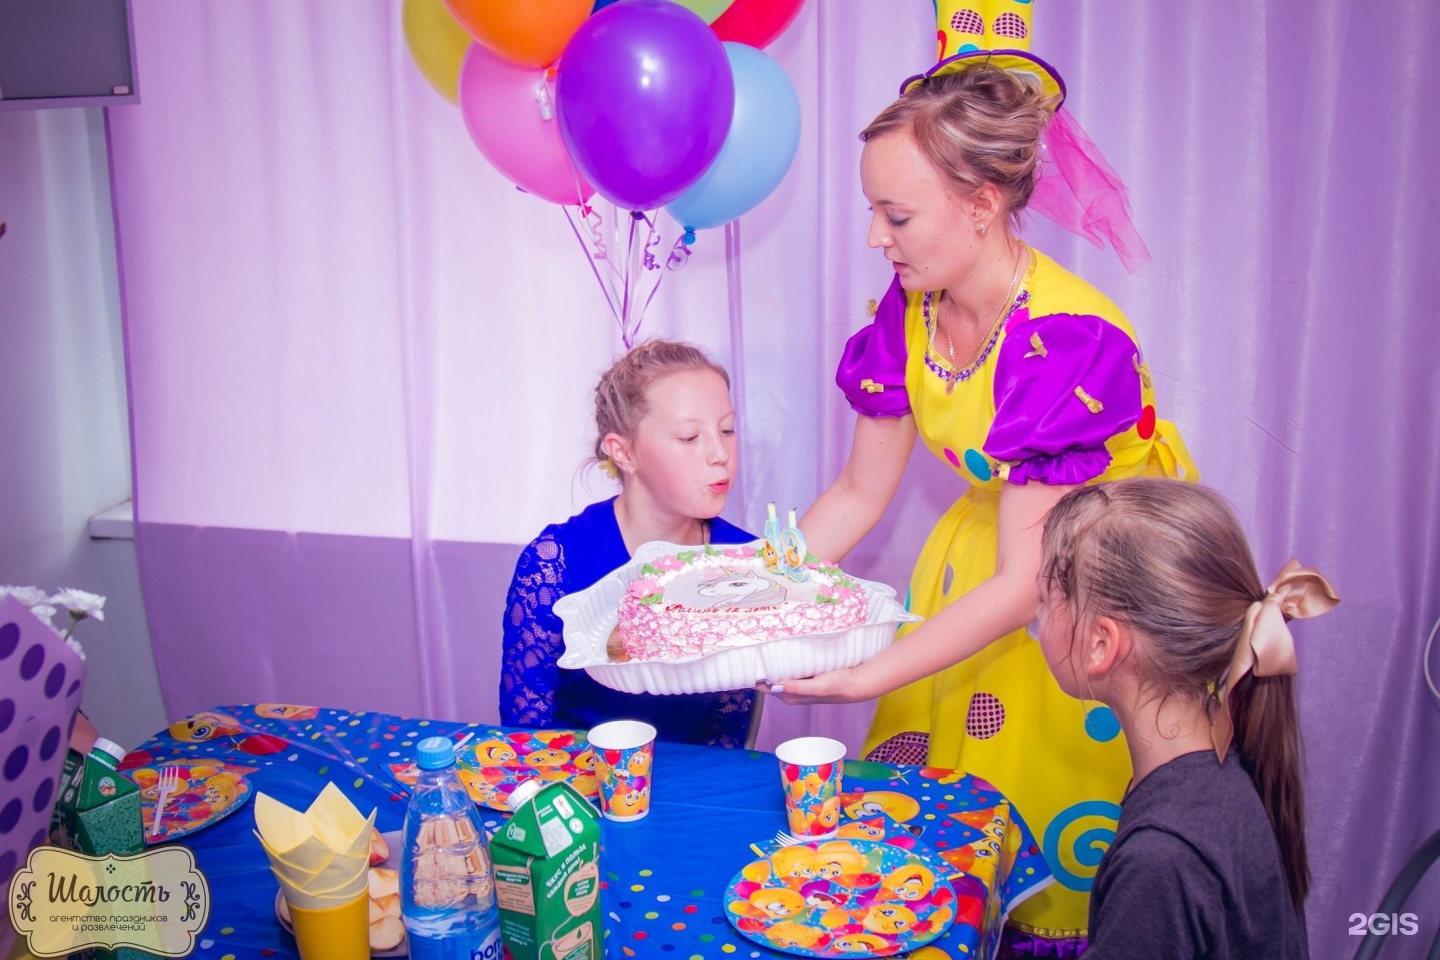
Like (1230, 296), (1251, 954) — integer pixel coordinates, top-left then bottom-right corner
(499, 533), (567, 728)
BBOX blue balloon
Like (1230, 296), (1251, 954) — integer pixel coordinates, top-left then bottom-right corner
(666, 42), (801, 231)
(592, 0), (623, 10)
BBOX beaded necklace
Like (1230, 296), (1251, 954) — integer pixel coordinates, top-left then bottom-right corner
(923, 287), (1030, 392)
(923, 246), (1028, 394)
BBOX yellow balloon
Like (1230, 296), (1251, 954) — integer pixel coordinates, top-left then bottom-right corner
(402, 0), (472, 104)
(668, 0), (738, 24)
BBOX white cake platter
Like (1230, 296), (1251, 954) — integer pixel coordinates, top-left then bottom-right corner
(555, 540), (920, 696)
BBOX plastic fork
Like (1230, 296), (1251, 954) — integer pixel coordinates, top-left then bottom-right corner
(773, 830), (806, 848)
(150, 766), (183, 838)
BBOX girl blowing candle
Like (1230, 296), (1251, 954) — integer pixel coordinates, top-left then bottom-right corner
(500, 340), (756, 746)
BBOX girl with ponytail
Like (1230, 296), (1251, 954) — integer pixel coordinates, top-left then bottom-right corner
(1036, 477), (1337, 958)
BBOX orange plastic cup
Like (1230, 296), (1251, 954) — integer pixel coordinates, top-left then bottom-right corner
(287, 892), (369, 960)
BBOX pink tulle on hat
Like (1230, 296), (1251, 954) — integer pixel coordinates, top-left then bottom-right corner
(1033, 106), (1152, 273)
(901, 48), (1152, 273)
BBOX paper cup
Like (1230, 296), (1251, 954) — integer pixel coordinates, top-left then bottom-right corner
(776, 737), (846, 840)
(287, 891), (370, 960)
(586, 720), (657, 822)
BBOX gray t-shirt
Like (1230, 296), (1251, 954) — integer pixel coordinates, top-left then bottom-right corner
(1084, 748), (1309, 959)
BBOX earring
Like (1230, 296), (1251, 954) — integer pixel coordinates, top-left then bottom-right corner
(976, 221), (988, 238)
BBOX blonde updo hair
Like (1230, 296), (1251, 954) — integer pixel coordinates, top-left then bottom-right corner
(592, 339), (730, 478)
(861, 63), (1061, 229)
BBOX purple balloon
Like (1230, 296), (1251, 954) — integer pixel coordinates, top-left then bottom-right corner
(557, 0), (735, 210)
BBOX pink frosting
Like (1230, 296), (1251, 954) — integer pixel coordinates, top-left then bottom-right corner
(615, 554), (869, 661)
(627, 577), (660, 599)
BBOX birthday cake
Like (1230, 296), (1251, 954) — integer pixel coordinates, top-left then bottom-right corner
(613, 543), (869, 662)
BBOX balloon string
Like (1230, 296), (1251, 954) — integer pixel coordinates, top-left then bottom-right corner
(630, 223), (651, 347)
(641, 234), (691, 322)
(620, 211), (640, 347)
(563, 205), (621, 324)
(724, 219), (749, 523)
(556, 70), (593, 211)
(637, 213), (665, 319)
(642, 216), (662, 271)
(583, 204), (625, 290)
(533, 78), (554, 121)
(588, 206), (625, 306)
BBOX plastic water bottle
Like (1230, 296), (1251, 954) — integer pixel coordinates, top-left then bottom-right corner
(400, 736), (503, 960)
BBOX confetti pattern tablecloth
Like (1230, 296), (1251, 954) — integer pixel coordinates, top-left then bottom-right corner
(120, 704), (1052, 960)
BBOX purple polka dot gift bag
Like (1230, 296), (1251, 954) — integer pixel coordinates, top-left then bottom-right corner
(0, 594), (86, 955)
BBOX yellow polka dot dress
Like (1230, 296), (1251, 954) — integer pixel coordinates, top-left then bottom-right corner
(836, 246), (1197, 938)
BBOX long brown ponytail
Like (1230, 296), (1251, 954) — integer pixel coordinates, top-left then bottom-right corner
(1228, 673), (1308, 907)
(1040, 478), (1312, 908)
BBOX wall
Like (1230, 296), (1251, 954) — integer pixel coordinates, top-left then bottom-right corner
(0, 106), (164, 749)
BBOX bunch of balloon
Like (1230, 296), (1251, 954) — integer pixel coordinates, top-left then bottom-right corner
(404, 0), (805, 347)
(553, 1), (723, 345)
(557, 0), (803, 345)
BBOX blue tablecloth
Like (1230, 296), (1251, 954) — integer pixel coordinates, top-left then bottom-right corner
(120, 704), (1053, 959)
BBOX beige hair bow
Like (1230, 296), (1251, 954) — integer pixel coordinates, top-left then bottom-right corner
(1211, 559), (1339, 762)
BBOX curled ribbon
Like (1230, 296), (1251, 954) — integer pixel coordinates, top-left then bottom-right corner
(1211, 559), (1339, 761)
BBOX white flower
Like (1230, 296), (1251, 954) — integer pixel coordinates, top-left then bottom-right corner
(50, 588), (106, 622)
(0, 585), (50, 607)
(5, 585), (105, 646)
(27, 604), (60, 631)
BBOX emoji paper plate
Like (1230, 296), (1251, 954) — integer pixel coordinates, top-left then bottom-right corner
(387, 729), (600, 811)
(724, 838), (957, 957)
(129, 761), (256, 845)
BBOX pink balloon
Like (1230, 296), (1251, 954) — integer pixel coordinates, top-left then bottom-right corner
(457, 44), (593, 205)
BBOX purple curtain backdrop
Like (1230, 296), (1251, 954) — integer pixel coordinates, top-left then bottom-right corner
(109, 2), (1438, 956)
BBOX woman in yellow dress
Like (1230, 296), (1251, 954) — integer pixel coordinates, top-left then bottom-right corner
(768, 54), (1196, 953)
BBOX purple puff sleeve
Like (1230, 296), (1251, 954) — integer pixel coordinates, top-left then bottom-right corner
(986, 311), (1143, 484)
(836, 277), (911, 418)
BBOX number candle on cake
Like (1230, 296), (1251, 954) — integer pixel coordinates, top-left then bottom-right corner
(763, 504), (811, 583)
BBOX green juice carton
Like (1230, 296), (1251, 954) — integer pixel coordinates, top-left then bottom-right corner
(49, 737), (149, 960)
(490, 780), (602, 960)
(49, 737), (143, 857)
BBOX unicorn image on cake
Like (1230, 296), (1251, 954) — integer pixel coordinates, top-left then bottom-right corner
(693, 567), (789, 610)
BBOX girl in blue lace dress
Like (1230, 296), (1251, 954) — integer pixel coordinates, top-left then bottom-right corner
(499, 340), (756, 746)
